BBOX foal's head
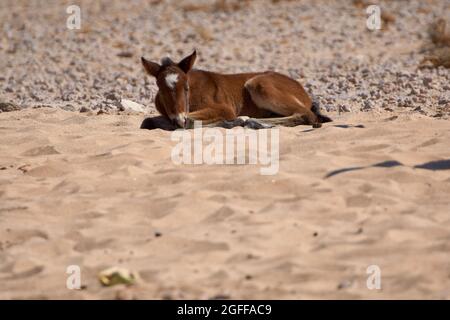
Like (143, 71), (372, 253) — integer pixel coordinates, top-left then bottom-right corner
(141, 51), (197, 128)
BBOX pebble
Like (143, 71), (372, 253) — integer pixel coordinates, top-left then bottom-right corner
(119, 99), (146, 113)
(0, 102), (21, 112)
(79, 106), (92, 113)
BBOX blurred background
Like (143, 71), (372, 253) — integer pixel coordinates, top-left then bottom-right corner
(0, 0), (449, 116)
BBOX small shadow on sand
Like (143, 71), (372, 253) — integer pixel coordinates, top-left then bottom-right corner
(333, 124), (365, 129)
(298, 124), (365, 133)
(414, 159), (450, 171)
(140, 116), (177, 131)
(325, 159), (450, 178)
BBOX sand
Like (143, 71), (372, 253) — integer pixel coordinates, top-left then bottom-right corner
(1, 108), (450, 299)
(1, 0), (450, 300)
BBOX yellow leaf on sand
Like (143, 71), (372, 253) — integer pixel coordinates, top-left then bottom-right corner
(98, 267), (139, 287)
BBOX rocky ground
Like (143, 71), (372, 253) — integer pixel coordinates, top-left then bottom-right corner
(0, 0), (449, 117)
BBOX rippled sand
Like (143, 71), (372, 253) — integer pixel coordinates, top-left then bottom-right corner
(1, 108), (450, 299)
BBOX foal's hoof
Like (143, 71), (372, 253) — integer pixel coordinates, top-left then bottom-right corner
(219, 118), (246, 128)
(244, 119), (274, 129)
(185, 117), (197, 129)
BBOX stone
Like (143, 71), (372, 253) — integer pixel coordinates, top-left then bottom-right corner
(118, 99), (146, 113)
(0, 102), (21, 112)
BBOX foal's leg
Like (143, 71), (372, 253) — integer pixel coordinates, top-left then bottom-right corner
(244, 74), (321, 128)
(205, 116), (274, 129)
(186, 105), (239, 128)
(253, 114), (321, 128)
(187, 109), (273, 129)
(187, 109), (304, 130)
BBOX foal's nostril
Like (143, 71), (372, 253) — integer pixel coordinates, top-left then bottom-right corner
(170, 115), (186, 128)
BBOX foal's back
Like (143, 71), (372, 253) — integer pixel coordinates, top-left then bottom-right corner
(187, 69), (312, 119)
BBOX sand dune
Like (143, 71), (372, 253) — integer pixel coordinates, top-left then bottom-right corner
(1, 108), (449, 299)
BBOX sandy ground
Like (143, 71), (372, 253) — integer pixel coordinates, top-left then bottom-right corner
(1, 0), (450, 300)
(1, 108), (450, 299)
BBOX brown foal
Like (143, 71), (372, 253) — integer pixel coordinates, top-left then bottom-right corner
(141, 50), (331, 129)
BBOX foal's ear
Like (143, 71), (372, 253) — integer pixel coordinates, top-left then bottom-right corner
(178, 50), (197, 73)
(141, 57), (161, 77)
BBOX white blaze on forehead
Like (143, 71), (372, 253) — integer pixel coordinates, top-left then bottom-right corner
(165, 73), (179, 89)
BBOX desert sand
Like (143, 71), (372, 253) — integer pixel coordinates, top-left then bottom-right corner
(1, 108), (450, 299)
(1, 0), (450, 299)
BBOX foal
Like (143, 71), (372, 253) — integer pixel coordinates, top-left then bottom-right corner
(141, 50), (331, 129)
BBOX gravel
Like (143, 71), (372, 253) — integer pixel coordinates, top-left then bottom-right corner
(0, 0), (449, 118)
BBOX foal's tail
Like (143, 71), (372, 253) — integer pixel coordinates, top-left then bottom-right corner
(311, 99), (332, 123)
